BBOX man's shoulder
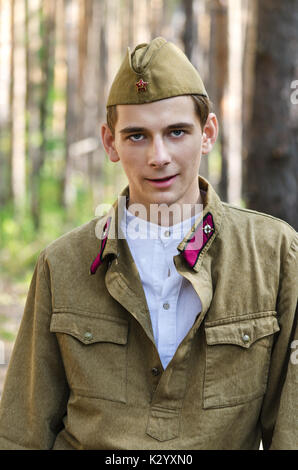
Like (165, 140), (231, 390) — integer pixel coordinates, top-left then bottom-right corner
(221, 202), (297, 247)
(42, 217), (102, 266)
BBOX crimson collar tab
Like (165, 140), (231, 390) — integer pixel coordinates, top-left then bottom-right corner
(89, 209), (216, 273)
(90, 217), (112, 275)
(179, 212), (215, 269)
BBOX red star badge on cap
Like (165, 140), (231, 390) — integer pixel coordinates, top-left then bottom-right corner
(136, 78), (148, 92)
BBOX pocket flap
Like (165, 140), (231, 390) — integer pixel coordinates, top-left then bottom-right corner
(205, 313), (280, 348)
(50, 312), (128, 345)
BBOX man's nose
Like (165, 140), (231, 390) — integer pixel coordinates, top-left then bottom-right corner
(147, 135), (171, 167)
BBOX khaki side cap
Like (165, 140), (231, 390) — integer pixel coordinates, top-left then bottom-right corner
(107, 37), (208, 107)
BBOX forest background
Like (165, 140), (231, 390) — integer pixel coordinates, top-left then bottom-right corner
(0, 0), (298, 393)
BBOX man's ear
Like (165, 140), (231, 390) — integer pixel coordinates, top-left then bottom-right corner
(201, 113), (219, 155)
(101, 123), (120, 162)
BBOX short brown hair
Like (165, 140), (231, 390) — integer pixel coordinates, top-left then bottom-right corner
(106, 94), (212, 136)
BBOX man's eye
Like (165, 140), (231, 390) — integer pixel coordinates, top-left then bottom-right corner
(129, 134), (144, 142)
(170, 130), (184, 138)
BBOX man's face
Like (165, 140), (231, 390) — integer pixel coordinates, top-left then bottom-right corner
(102, 96), (217, 212)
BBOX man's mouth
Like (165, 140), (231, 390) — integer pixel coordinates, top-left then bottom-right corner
(146, 174), (178, 182)
(145, 174), (178, 187)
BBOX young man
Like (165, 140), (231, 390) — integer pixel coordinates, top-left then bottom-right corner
(0, 37), (297, 450)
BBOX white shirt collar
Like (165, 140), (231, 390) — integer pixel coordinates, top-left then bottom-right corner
(121, 206), (201, 245)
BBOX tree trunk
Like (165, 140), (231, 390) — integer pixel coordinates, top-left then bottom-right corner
(11, 0), (26, 214)
(182, 0), (194, 60)
(208, 0), (228, 200)
(52, 0), (67, 139)
(242, 0), (257, 196)
(244, 0), (298, 229)
(26, 0), (42, 230)
(149, 0), (164, 40)
(39, 0), (56, 168)
(63, 0), (79, 208)
(78, 0), (89, 108)
(0, 0), (13, 206)
(225, 0), (244, 205)
(81, 0), (103, 203)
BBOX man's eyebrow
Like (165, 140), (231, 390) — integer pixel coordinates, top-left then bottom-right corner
(167, 122), (194, 130)
(119, 123), (194, 134)
(119, 127), (146, 134)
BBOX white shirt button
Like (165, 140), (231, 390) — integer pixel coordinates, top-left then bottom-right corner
(163, 302), (170, 310)
(164, 230), (171, 237)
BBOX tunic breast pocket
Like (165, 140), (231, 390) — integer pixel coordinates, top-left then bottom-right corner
(50, 311), (128, 403)
(203, 312), (280, 409)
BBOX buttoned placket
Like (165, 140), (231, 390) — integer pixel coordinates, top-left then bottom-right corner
(97, 181), (222, 443)
(145, 216), (219, 441)
(145, 252), (215, 442)
(139, 225), (204, 442)
(156, 230), (182, 368)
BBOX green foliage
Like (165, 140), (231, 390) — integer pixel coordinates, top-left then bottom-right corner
(0, 172), (94, 288)
(0, 329), (16, 342)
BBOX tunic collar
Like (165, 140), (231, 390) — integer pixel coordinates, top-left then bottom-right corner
(121, 206), (200, 246)
(90, 176), (223, 274)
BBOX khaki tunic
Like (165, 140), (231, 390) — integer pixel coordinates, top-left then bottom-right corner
(0, 177), (297, 450)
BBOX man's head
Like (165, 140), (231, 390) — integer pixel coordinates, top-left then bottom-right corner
(101, 37), (218, 215)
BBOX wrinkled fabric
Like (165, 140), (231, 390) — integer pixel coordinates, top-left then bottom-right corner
(0, 177), (297, 450)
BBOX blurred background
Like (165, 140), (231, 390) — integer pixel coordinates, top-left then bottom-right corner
(0, 0), (298, 393)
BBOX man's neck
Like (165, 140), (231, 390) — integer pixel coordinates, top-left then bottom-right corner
(126, 192), (204, 227)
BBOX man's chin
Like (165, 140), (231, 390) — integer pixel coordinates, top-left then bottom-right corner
(146, 191), (178, 207)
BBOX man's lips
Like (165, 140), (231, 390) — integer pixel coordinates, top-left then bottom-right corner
(146, 174), (178, 182)
(145, 174), (178, 188)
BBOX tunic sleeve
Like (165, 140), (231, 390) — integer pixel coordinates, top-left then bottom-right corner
(261, 234), (298, 450)
(0, 251), (69, 449)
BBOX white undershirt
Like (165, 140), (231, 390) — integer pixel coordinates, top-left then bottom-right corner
(120, 207), (202, 369)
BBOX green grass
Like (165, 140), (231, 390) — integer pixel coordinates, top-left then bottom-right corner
(0, 170), (95, 286)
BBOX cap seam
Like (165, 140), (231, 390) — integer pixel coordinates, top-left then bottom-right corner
(131, 40), (168, 75)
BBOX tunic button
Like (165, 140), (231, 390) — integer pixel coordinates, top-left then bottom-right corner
(164, 230), (171, 237)
(203, 224), (213, 235)
(242, 334), (250, 343)
(151, 367), (160, 376)
(84, 331), (93, 341)
(163, 302), (170, 310)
